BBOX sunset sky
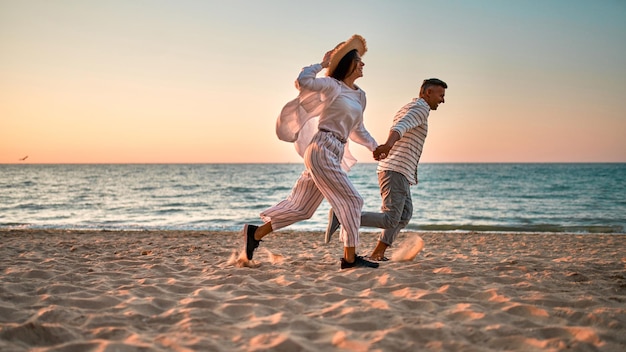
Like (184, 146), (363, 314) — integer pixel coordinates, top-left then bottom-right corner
(2, 0), (625, 164)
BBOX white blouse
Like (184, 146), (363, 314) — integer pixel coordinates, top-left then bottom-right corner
(276, 64), (378, 171)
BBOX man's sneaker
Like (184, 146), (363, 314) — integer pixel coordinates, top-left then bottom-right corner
(324, 209), (340, 244)
(340, 256), (379, 269)
(243, 224), (260, 260)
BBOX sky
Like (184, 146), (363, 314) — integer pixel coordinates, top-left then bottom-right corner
(1, 0), (625, 164)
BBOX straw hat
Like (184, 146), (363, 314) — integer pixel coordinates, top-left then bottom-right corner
(326, 34), (367, 77)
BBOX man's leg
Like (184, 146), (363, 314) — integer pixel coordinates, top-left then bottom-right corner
(361, 171), (409, 229)
(324, 171), (410, 245)
(378, 183), (413, 246)
(366, 172), (412, 260)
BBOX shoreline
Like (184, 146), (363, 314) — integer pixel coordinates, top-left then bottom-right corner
(1, 229), (625, 351)
(2, 228), (625, 235)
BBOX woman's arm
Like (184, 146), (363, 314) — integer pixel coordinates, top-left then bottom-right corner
(349, 122), (378, 152)
(295, 50), (335, 91)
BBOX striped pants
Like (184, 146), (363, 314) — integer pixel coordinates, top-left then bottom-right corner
(260, 131), (363, 247)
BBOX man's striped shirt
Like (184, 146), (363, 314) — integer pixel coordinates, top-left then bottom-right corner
(377, 97), (430, 185)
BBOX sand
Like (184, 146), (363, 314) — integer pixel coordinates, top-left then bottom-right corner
(1, 229), (625, 352)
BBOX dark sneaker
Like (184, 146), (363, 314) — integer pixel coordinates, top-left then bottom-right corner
(324, 209), (340, 244)
(341, 256), (379, 269)
(367, 256), (390, 262)
(244, 224), (260, 260)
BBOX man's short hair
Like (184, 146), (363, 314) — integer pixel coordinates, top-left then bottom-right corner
(421, 78), (448, 92)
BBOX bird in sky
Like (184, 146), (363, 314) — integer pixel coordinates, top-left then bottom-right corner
(19, 155), (28, 161)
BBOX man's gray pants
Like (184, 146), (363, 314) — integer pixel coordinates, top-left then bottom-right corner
(361, 170), (413, 246)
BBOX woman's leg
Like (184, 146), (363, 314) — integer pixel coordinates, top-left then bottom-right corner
(245, 169), (324, 260)
(258, 169), (324, 239)
(304, 136), (362, 259)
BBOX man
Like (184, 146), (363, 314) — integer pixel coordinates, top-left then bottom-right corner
(325, 78), (448, 261)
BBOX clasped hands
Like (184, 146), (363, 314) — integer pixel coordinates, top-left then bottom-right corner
(373, 145), (391, 161)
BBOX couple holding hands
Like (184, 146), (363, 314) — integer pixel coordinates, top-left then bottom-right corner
(243, 34), (447, 269)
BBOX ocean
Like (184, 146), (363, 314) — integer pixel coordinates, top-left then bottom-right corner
(1, 163), (624, 234)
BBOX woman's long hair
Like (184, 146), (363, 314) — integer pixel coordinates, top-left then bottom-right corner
(330, 49), (359, 81)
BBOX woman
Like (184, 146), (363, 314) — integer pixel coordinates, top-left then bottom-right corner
(243, 34), (379, 269)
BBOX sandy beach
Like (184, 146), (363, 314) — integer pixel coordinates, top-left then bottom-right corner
(1, 229), (624, 351)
